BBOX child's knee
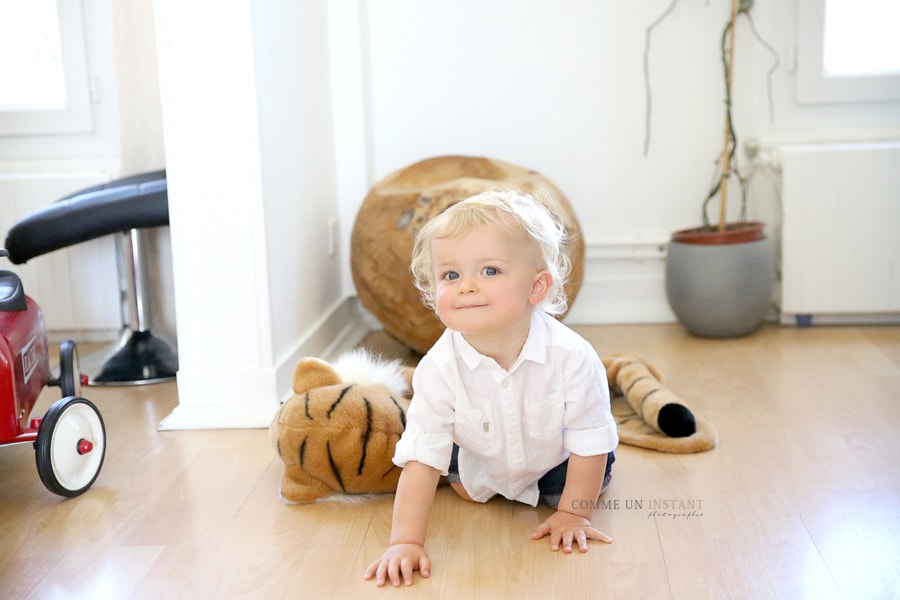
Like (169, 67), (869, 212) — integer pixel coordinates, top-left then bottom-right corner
(450, 481), (475, 502)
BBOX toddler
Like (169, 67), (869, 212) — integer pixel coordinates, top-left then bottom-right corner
(364, 189), (617, 587)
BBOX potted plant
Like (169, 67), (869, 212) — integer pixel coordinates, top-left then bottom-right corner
(646, 0), (777, 337)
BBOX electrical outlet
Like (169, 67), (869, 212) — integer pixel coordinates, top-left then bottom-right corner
(327, 218), (338, 256)
(744, 137), (760, 160)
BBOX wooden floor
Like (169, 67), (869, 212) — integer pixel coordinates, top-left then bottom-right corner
(1, 324), (899, 599)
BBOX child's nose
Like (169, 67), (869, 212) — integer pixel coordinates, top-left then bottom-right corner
(458, 275), (477, 293)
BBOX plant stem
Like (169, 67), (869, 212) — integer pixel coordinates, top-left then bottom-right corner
(717, 0), (739, 232)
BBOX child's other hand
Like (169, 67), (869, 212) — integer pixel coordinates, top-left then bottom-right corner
(364, 543), (432, 587)
(532, 510), (613, 553)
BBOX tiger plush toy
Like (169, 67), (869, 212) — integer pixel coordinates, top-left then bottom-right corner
(270, 349), (716, 503)
(269, 349), (414, 503)
(603, 354), (717, 454)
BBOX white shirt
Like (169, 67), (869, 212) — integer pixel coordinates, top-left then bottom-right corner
(392, 311), (618, 506)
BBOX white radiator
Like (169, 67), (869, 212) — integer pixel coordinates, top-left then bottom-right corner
(781, 141), (900, 325)
(0, 170), (121, 338)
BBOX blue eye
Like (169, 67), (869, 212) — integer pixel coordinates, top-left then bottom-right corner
(443, 271), (459, 281)
(483, 266), (499, 276)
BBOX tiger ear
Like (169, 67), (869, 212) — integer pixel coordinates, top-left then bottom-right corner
(292, 357), (342, 394)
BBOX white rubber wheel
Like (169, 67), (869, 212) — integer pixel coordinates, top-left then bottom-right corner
(35, 397), (106, 497)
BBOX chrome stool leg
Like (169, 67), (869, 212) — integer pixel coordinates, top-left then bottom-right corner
(82, 228), (178, 385)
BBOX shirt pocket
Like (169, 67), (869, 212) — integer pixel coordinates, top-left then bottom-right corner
(453, 407), (494, 452)
(525, 393), (565, 440)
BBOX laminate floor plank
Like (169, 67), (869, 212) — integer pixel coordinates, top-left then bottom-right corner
(0, 324), (897, 599)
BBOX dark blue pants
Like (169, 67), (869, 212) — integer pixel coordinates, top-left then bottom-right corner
(448, 444), (615, 507)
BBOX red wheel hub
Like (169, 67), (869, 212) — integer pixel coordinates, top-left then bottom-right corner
(77, 439), (93, 455)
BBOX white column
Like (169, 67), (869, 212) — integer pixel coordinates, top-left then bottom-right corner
(154, 0), (276, 429)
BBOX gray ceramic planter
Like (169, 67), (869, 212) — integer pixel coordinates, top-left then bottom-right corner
(665, 222), (774, 338)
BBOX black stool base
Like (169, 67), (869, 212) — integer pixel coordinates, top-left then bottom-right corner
(84, 329), (178, 386)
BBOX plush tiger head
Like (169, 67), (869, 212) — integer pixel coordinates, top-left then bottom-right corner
(269, 349), (414, 503)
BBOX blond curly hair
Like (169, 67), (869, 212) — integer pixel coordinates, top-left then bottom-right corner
(410, 188), (572, 315)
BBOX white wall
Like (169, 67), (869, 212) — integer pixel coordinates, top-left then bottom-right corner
(351, 0), (900, 239)
(249, 0), (350, 406)
(3, 0), (899, 428)
(110, 0), (166, 177)
(362, 1), (717, 242)
(332, 0), (900, 324)
(154, 0), (357, 429)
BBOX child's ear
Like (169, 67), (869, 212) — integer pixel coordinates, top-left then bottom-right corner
(529, 271), (552, 305)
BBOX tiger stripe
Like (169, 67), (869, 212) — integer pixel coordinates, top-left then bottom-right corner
(358, 397), (373, 476)
(327, 384), (355, 418)
(326, 440), (346, 492)
(390, 396), (406, 429)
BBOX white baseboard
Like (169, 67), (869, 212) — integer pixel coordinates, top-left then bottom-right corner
(158, 400), (280, 431)
(158, 242), (679, 431)
(780, 312), (900, 327)
(564, 241), (677, 325)
(159, 296), (372, 431)
(47, 328), (120, 344)
(158, 364), (280, 430)
(273, 296), (372, 405)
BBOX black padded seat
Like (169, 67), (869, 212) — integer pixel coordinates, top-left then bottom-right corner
(5, 170), (168, 264)
(3, 170), (177, 385)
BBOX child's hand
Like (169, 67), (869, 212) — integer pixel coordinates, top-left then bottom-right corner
(532, 510), (612, 553)
(364, 543), (432, 587)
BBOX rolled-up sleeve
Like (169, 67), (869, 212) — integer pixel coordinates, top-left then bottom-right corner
(561, 348), (619, 456)
(392, 422), (454, 474)
(392, 354), (456, 474)
(564, 415), (618, 456)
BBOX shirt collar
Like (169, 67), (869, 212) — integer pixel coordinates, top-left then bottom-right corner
(453, 331), (484, 370)
(516, 311), (548, 367)
(452, 311), (549, 371)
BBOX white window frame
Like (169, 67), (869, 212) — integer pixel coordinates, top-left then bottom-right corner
(0, 0), (94, 135)
(796, 0), (900, 105)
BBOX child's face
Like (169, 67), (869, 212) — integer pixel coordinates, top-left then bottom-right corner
(431, 222), (549, 339)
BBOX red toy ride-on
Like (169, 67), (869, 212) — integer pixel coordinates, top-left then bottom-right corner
(0, 249), (105, 497)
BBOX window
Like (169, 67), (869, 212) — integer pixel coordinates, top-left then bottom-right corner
(797, 0), (900, 104)
(822, 0), (900, 77)
(0, 0), (66, 108)
(0, 0), (93, 135)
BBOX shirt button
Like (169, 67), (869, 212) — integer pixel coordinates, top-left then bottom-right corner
(501, 380), (509, 388)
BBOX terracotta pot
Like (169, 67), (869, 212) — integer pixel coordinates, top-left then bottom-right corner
(671, 221), (765, 245)
(665, 221), (774, 338)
